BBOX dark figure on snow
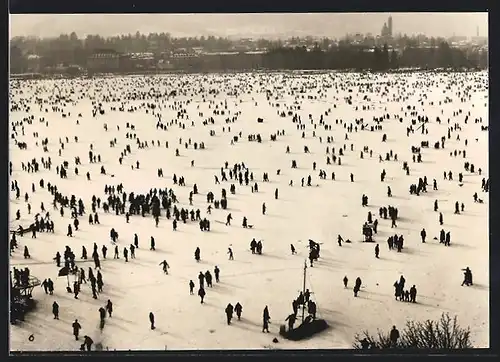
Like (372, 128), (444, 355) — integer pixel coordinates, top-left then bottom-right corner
(409, 285), (417, 303)
(420, 228), (426, 243)
(52, 301), (59, 319)
(225, 303), (234, 325)
(72, 319), (82, 340)
(160, 260), (170, 274)
(343, 276), (348, 288)
(149, 312), (156, 330)
(189, 280), (195, 294)
(106, 300), (113, 317)
(262, 306), (271, 333)
(198, 287), (206, 304)
(214, 266), (220, 282)
(235, 302), (243, 320)
(390, 325), (400, 347)
(82, 335), (93, 352)
(461, 267), (473, 286)
(285, 313), (296, 331)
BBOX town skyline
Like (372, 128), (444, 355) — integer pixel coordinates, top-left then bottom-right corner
(10, 13), (488, 40)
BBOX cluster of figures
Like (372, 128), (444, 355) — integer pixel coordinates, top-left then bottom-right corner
(11, 267), (33, 288)
(308, 240), (321, 266)
(284, 289), (318, 331)
(393, 275), (417, 302)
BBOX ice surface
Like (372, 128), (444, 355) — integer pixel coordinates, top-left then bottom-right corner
(9, 71), (489, 351)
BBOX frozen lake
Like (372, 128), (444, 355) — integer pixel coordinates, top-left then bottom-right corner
(9, 71), (489, 351)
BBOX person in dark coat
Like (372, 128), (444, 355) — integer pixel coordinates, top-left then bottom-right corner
(390, 325), (400, 346)
(52, 301), (59, 319)
(375, 244), (380, 258)
(225, 303), (234, 325)
(343, 276), (348, 288)
(54, 252), (61, 267)
(106, 300), (113, 317)
(195, 247), (201, 262)
(409, 285), (417, 303)
(72, 319), (82, 340)
(285, 313), (296, 331)
(262, 306), (271, 333)
(189, 280), (195, 294)
(234, 302), (243, 320)
(214, 266), (220, 282)
(149, 312), (156, 330)
(99, 307), (106, 330)
(420, 228), (426, 243)
(82, 335), (93, 351)
(198, 287), (206, 304)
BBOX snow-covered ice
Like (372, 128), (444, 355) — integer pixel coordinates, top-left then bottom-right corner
(9, 71), (489, 351)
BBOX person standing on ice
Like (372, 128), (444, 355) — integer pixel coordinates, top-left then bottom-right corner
(52, 301), (59, 319)
(420, 228), (426, 243)
(72, 319), (82, 340)
(343, 276), (348, 288)
(353, 277), (362, 297)
(189, 280), (195, 294)
(234, 302), (243, 320)
(134, 234), (139, 248)
(105, 300), (113, 317)
(99, 307), (106, 330)
(198, 272), (205, 288)
(262, 306), (271, 333)
(439, 212), (444, 225)
(205, 270), (213, 287)
(159, 260), (170, 274)
(195, 247), (201, 262)
(214, 266), (220, 282)
(198, 286), (206, 304)
(114, 246), (119, 259)
(101, 245), (107, 259)
(73, 281), (80, 299)
(225, 303), (234, 325)
(150, 236), (155, 251)
(262, 203), (266, 215)
(375, 244), (380, 258)
(409, 285), (417, 303)
(123, 247), (129, 262)
(434, 200), (439, 212)
(228, 247), (234, 260)
(149, 312), (156, 330)
(388, 325), (402, 348)
(226, 213), (232, 226)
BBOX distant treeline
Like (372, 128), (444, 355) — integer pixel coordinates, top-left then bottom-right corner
(9, 31), (486, 73)
(261, 43), (486, 71)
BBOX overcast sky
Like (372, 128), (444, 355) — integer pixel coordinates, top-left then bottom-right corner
(10, 13), (488, 39)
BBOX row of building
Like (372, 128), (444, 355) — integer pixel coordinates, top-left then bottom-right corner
(86, 49), (267, 73)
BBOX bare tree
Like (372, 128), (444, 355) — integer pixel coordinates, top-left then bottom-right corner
(353, 313), (473, 350)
